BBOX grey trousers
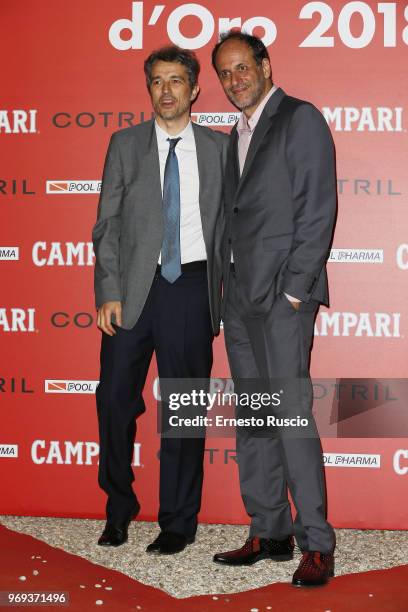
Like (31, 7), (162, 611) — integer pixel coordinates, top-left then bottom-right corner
(223, 271), (335, 553)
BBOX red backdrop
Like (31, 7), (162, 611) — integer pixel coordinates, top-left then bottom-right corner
(1, 0), (407, 528)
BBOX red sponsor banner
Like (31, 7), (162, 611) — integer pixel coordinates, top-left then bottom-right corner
(1, 0), (407, 527)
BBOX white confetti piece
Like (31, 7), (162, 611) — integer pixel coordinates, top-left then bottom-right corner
(212, 596), (219, 600)
(19, 576), (26, 581)
(42, 560), (47, 563)
(80, 585), (86, 589)
(31, 555), (35, 559)
(35, 556), (41, 559)
(369, 594), (374, 597)
(95, 601), (103, 606)
(102, 579), (106, 583)
(250, 608), (259, 612)
(104, 587), (112, 591)
(33, 570), (39, 576)
(95, 584), (102, 588)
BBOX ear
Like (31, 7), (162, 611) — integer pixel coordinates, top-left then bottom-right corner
(261, 58), (271, 79)
(190, 84), (200, 102)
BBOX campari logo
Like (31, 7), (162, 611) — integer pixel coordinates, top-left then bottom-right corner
(0, 110), (37, 134)
(0, 308), (36, 332)
(315, 312), (401, 337)
(394, 450), (408, 475)
(322, 106), (403, 132)
(31, 440), (141, 466)
(396, 245), (408, 271)
(32, 242), (95, 266)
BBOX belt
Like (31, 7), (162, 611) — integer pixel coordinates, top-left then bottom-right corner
(156, 260), (207, 274)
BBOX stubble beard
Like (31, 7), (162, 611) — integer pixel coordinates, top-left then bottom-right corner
(154, 98), (191, 123)
(227, 79), (266, 112)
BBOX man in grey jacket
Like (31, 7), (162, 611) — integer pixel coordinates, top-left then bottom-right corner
(212, 32), (336, 587)
(93, 45), (228, 554)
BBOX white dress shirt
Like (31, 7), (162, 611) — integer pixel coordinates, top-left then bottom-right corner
(155, 121), (206, 264)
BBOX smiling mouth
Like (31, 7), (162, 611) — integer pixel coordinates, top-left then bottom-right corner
(160, 98), (176, 105)
(231, 86), (248, 95)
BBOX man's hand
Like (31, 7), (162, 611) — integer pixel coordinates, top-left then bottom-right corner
(97, 301), (122, 336)
(288, 299), (300, 311)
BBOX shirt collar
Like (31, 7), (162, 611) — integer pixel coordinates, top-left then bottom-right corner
(155, 120), (194, 148)
(237, 84), (278, 134)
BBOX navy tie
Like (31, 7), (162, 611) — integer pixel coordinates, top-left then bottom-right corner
(161, 137), (182, 283)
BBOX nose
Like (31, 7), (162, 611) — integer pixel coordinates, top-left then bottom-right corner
(231, 70), (241, 88)
(161, 80), (171, 94)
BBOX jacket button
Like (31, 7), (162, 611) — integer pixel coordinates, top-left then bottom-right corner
(233, 207), (239, 213)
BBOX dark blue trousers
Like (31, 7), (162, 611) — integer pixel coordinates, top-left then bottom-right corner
(96, 267), (213, 537)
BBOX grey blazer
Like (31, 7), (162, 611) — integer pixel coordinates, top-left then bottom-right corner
(223, 87), (337, 317)
(92, 119), (229, 334)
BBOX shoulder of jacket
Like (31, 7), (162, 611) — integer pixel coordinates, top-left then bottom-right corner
(194, 122), (229, 143)
(111, 120), (154, 142)
(279, 95), (321, 119)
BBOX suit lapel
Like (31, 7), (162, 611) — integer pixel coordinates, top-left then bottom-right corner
(140, 119), (163, 215)
(192, 122), (214, 241)
(235, 88), (286, 199)
(229, 127), (240, 190)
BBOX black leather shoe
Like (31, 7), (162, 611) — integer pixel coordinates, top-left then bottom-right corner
(213, 536), (294, 565)
(146, 531), (195, 554)
(98, 523), (129, 547)
(97, 504), (139, 547)
(146, 531), (166, 553)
